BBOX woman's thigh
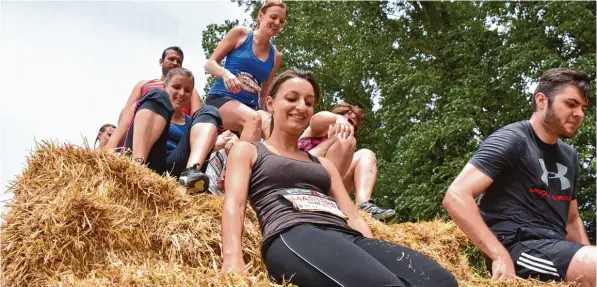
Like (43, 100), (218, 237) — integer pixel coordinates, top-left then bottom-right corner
(264, 224), (405, 287)
(216, 99), (259, 132)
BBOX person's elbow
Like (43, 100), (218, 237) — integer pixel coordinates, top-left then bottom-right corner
(205, 59), (220, 73)
(442, 186), (463, 213)
(204, 60), (213, 72)
(309, 112), (326, 130)
(566, 211), (581, 228)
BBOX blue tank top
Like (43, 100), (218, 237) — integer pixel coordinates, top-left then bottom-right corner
(166, 115), (191, 153)
(208, 29), (276, 108)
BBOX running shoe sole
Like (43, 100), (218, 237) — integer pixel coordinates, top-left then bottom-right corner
(179, 175), (210, 193)
(373, 210), (396, 220)
(194, 178), (208, 192)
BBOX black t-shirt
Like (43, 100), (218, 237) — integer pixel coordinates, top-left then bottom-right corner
(470, 120), (578, 247)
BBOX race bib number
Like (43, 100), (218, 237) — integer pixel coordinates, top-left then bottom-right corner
(279, 188), (347, 219)
(236, 71), (262, 94)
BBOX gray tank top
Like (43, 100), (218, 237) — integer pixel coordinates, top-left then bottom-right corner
(249, 142), (360, 251)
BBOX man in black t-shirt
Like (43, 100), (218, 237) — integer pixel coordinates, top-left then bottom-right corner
(443, 68), (595, 286)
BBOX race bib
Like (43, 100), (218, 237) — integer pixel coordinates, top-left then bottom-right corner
(279, 188), (347, 219)
(236, 71), (261, 94)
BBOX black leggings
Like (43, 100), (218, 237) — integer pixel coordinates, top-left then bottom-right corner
(264, 224), (458, 287)
(124, 89), (222, 177)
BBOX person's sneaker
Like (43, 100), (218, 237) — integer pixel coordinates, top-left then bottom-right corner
(358, 199), (396, 220)
(179, 164), (210, 193)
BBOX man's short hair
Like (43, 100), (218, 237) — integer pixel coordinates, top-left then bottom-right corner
(161, 46), (184, 61)
(532, 68), (592, 111)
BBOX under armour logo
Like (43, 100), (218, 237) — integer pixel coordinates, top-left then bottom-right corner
(538, 159), (570, 190)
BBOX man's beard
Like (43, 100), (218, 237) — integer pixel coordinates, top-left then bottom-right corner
(544, 104), (576, 139)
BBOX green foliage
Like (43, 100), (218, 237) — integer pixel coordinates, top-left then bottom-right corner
(202, 1), (596, 241)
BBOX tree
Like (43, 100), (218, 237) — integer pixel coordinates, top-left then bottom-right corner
(202, 0), (596, 241)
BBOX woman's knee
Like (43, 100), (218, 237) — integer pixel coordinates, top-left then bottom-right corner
(435, 267), (458, 287)
(241, 110), (262, 128)
(193, 105), (221, 120)
(192, 105), (223, 130)
(416, 253), (458, 287)
(356, 148), (377, 163)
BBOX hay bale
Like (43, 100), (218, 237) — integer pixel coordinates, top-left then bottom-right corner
(1, 142), (571, 286)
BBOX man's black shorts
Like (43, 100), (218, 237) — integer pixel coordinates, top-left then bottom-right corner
(509, 239), (583, 281)
(487, 238), (584, 281)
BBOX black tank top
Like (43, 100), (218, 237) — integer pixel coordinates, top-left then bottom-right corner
(249, 142), (361, 252)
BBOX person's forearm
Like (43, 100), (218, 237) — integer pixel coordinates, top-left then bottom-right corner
(205, 60), (230, 79)
(221, 199), (246, 261)
(443, 190), (510, 260)
(567, 216), (590, 245)
(310, 112), (342, 135)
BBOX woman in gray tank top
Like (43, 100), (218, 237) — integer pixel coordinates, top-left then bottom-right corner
(221, 68), (458, 287)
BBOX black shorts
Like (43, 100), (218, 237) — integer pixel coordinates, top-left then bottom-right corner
(206, 94), (260, 111)
(487, 239), (584, 281)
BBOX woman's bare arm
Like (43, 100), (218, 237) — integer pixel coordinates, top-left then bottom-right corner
(221, 141), (257, 273)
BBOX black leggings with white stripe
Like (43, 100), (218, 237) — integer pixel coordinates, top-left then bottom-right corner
(264, 224), (458, 287)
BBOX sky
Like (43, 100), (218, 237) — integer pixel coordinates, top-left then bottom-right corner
(0, 1), (250, 211)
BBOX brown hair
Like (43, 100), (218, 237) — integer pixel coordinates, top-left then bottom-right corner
(95, 123), (115, 148)
(267, 68), (321, 135)
(165, 67), (195, 87)
(330, 103), (365, 124)
(532, 68), (592, 111)
(255, 0), (288, 28)
(98, 123), (116, 133)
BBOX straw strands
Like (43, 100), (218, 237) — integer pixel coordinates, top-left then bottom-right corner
(1, 142), (571, 286)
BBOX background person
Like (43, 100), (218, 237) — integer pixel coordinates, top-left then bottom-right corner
(204, 0), (286, 142)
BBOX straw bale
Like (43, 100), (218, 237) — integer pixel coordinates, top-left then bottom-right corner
(152, 196), (265, 273)
(1, 142), (572, 286)
(49, 255), (283, 287)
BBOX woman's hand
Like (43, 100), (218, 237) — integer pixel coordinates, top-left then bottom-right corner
(225, 136), (239, 155)
(223, 71), (242, 94)
(214, 131), (232, 151)
(329, 116), (353, 139)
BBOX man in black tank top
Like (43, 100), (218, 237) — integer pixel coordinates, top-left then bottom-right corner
(443, 68), (595, 285)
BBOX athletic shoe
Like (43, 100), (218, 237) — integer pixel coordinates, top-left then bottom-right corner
(358, 199), (396, 220)
(179, 164), (210, 193)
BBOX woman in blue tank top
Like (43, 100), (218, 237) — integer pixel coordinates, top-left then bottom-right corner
(204, 0), (286, 142)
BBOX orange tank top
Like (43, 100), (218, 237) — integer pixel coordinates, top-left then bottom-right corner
(140, 79), (164, 96)
(140, 79), (191, 116)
